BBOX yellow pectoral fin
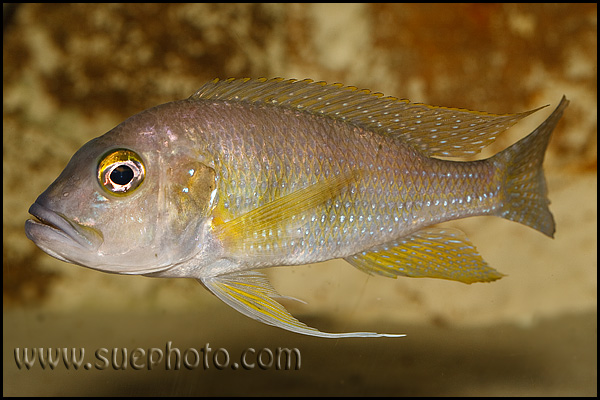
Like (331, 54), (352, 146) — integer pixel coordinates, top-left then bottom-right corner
(345, 228), (504, 284)
(214, 171), (360, 255)
(200, 271), (404, 338)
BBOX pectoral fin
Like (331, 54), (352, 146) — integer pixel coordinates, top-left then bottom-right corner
(200, 271), (404, 338)
(345, 228), (504, 284)
(214, 171), (360, 256)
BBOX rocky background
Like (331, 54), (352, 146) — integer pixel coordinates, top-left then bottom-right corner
(3, 4), (596, 396)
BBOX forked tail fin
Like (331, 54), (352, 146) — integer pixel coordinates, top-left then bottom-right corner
(493, 96), (569, 238)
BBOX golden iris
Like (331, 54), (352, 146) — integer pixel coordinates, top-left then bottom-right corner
(97, 149), (145, 196)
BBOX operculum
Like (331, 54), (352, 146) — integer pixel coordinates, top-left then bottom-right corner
(157, 158), (218, 266)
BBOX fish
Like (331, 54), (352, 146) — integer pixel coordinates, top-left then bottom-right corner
(25, 77), (568, 338)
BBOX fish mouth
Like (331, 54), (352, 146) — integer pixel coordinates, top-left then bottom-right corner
(25, 203), (172, 275)
(25, 203), (104, 263)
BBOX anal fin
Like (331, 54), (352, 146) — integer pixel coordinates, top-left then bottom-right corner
(345, 228), (504, 284)
(200, 271), (404, 338)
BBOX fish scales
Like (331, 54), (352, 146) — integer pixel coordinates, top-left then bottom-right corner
(178, 100), (500, 267)
(25, 78), (568, 338)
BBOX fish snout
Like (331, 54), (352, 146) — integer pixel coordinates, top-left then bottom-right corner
(25, 202), (104, 259)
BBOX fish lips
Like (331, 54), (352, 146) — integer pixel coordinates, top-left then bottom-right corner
(25, 203), (104, 264)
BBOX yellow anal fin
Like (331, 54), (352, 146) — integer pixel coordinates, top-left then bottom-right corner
(200, 271), (404, 338)
(214, 171), (360, 255)
(345, 228), (504, 284)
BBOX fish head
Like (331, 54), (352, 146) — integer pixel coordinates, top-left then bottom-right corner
(25, 104), (217, 275)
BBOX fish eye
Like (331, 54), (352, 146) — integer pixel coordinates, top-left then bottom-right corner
(97, 149), (145, 196)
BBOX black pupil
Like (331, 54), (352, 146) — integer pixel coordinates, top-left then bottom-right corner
(110, 165), (134, 185)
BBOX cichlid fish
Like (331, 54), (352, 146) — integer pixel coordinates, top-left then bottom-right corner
(25, 78), (568, 338)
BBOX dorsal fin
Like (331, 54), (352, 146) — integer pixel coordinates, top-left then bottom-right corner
(190, 77), (545, 158)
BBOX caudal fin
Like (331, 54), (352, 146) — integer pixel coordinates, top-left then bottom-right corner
(494, 96), (568, 238)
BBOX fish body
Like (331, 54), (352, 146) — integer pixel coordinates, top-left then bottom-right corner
(25, 78), (568, 338)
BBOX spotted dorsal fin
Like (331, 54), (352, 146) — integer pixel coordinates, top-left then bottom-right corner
(191, 77), (544, 158)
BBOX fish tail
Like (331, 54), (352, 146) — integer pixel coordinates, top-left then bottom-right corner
(493, 96), (568, 238)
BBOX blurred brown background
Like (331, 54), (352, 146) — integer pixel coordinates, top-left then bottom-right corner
(3, 4), (596, 396)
